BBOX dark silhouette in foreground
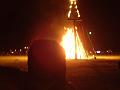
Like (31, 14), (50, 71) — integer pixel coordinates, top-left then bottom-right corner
(0, 66), (26, 90)
(27, 39), (66, 90)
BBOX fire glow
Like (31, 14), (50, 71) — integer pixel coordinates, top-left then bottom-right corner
(61, 27), (87, 59)
(60, 0), (87, 60)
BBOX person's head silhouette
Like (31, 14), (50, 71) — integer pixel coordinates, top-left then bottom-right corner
(28, 39), (66, 90)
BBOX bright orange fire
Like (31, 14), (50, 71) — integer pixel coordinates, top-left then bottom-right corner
(60, 0), (87, 60)
(60, 27), (87, 59)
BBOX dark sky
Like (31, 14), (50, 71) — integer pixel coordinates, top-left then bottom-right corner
(78, 0), (120, 52)
(0, 0), (120, 52)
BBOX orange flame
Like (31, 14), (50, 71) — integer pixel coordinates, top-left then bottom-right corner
(60, 27), (87, 59)
(60, 0), (87, 60)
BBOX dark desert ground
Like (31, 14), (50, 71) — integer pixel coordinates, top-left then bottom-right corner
(0, 56), (120, 90)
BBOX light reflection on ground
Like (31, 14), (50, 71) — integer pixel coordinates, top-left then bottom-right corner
(88, 55), (120, 60)
(0, 55), (120, 90)
(0, 55), (120, 71)
(0, 56), (28, 71)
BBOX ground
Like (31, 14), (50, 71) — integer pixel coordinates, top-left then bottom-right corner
(0, 56), (120, 90)
(67, 60), (120, 90)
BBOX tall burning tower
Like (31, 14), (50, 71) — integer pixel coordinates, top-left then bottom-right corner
(61, 0), (87, 60)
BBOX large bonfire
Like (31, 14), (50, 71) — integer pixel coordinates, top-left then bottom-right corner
(60, 0), (87, 59)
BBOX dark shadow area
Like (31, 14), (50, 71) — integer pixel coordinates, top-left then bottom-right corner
(0, 66), (27, 90)
(27, 39), (66, 90)
(0, 39), (67, 90)
(0, 60), (120, 90)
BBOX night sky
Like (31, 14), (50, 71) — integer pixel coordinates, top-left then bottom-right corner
(79, 0), (120, 52)
(0, 0), (120, 52)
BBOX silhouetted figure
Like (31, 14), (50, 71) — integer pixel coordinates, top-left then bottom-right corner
(27, 39), (66, 90)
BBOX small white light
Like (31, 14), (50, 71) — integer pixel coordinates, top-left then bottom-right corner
(69, 5), (72, 9)
(74, 1), (76, 5)
(71, 1), (73, 4)
(75, 5), (77, 9)
(96, 51), (101, 54)
(78, 14), (80, 18)
(24, 47), (27, 49)
(89, 32), (92, 35)
(77, 10), (79, 13)
(20, 49), (22, 52)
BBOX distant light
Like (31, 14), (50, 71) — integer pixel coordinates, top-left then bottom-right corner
(106, 50), (112, 53)
(96, 51), (101, 54)
(20, 49), (22, 52)
(89, 32), (92, 35)
(24, 47), (27, 49)
(11, 52), (14, 54)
